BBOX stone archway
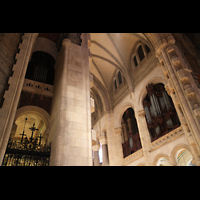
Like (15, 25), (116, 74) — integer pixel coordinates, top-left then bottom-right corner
(152, 153), (171, 166)
(11, 106), (51, 145)
(170, 143), (193, 166)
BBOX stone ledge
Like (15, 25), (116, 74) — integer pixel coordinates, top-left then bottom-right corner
(149, 126), (184, 152)
(122, 148), (143, 166)
(22, 78), (54, 97)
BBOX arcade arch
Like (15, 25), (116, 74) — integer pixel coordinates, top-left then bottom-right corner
(9, 106), (51, 148)
(170, 144), (195, 166)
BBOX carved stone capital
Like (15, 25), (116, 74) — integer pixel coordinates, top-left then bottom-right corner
(115, 127), (122, 135)
(99, 136), (107, 145)
(138, 109), (146, 116)
(62, 38), (71, 47)
(92, 144), (100, 152)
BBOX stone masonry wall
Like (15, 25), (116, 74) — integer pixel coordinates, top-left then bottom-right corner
(0, 33), (23, 107)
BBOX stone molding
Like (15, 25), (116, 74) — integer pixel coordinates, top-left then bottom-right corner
(149, 126), (184, 152)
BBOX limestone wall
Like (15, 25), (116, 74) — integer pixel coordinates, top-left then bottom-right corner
(0, 33), (22, 107)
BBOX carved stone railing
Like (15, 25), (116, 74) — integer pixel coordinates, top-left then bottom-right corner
(122, 148), (143, 166)
(149, 126), (184, 152)
(22, 79), (54, 97)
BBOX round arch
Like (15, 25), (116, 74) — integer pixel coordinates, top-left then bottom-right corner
(15, 106), (51, 129)
(33, 36), (58, 61)
(137, 163), (146, 166)
(137, 77), (167, 111)
(170, 143), (192, 166)
(115, 102), (135, 128)
(152, 153), (171, 166)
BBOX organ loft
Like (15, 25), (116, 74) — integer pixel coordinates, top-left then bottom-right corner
(0, 33), (200, 166)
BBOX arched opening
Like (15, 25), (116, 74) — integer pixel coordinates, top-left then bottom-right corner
(25, 51), (55, 85)
(133, 56), (138, 67)
(118, 71), (122, 85)
(145, 44), (151, 54)
(176, 149), (195, 166)
(2, 107), (51, 166)
(157, 157), (171, 166)
(143, 83), (180, 142)
(138, 45), (145, 61)
(114, 79), (117, 90)
(121, 108), (142, 158)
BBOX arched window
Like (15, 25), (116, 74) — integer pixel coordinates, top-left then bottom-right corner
(118, 71), (122, 85)
(114, 79), (117, 90)
(145, 44), (151, 54)
(133, 56), (138, 67)
(25, 51), (55, 85)
(121, 108), (142, 158)
(143, 83), (180, 142)
(138, 45), (145, 61)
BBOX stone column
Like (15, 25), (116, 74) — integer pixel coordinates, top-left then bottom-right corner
(99, 136), (109, 166)
(129, 89), (152, 166)
(49, 34), (92, 166)
(92, 144), (100, 166)
(114, 127), (124, 166)
(136, 110), (152, 166)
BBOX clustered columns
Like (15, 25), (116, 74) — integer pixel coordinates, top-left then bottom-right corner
(92, 133), (109, 166)
(154, 33), (200, 165)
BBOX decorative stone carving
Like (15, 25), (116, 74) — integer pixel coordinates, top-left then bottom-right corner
(177, 69), (188, 82)
(92, 144), (100, 152)
(115, 127), (122, 135)
(99, 136), (107, 145)
(194, 107), (200, 117)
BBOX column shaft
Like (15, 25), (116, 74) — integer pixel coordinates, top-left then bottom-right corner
(49, 35), (92, 166)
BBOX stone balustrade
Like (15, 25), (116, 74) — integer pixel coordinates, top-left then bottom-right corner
(22, 78), (54, 97)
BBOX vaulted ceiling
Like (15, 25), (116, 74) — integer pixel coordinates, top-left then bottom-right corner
(89, 33), (152, 92)
(37, 33), (153, 93)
